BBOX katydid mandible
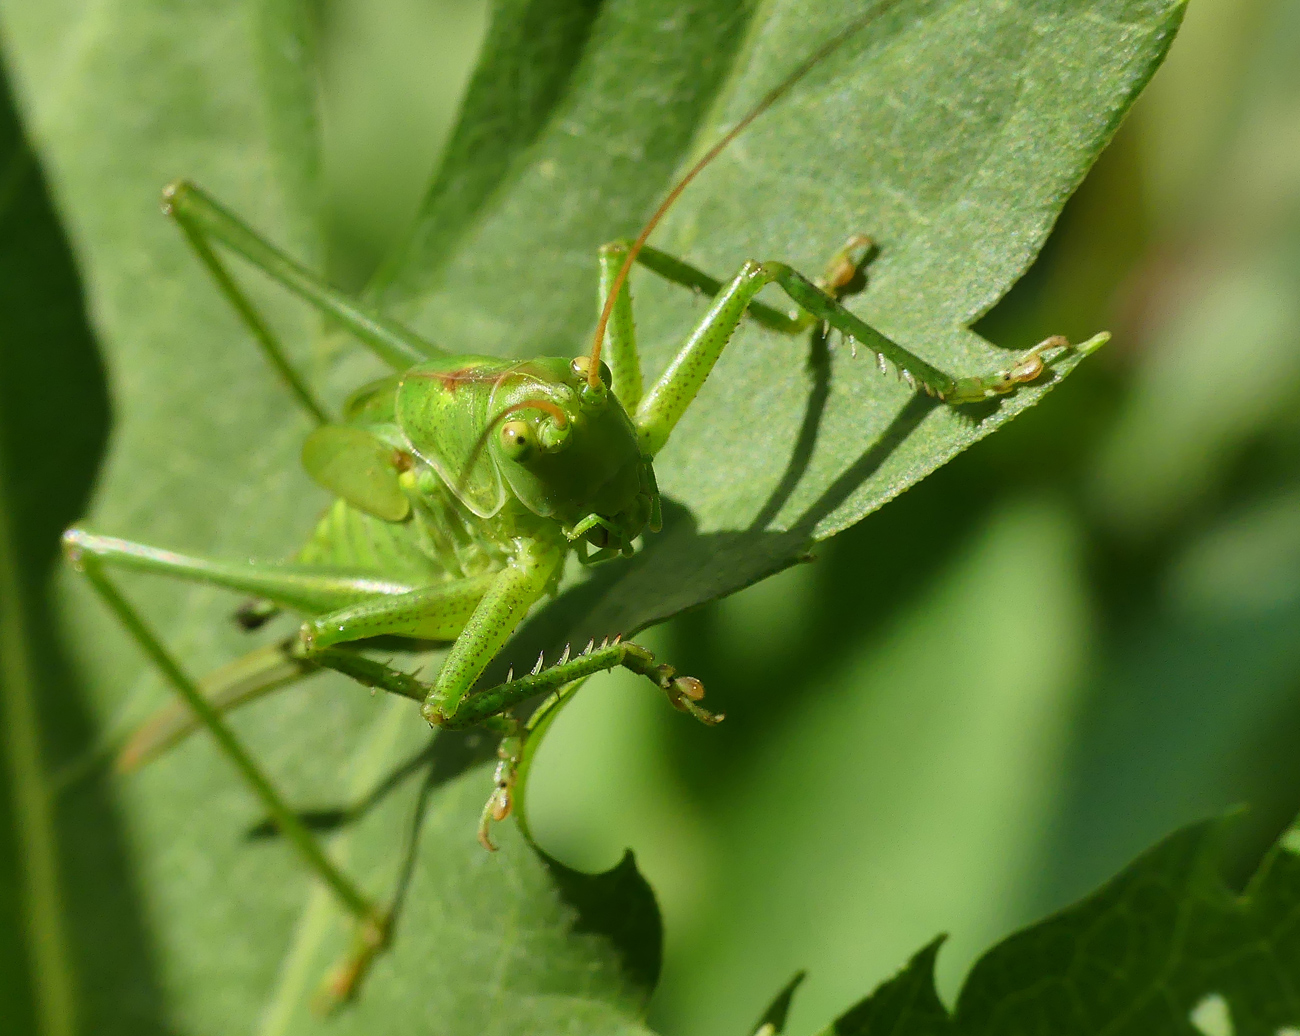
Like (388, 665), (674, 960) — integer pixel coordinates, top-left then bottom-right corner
(62, 3), (1107, 1007)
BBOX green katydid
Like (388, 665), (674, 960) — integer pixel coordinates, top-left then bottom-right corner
(60, 3), (1108, 1007)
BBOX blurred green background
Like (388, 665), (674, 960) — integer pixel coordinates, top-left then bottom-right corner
(5, 0), (1300, 1034)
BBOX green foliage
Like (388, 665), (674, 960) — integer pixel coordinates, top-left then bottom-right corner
(0, 53), (109, 1036)
(0, 0), (1209, 1033)
(789, 814), (1300, 1036)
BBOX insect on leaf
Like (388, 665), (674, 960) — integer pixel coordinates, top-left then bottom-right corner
(0, 0), (1186, 1031)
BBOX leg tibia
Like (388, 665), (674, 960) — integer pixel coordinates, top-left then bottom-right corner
(75, 560), (383, 930)
(317, 636), (722, 731)
(760, 262), (957, 398)
(762, 263), (1106, 404)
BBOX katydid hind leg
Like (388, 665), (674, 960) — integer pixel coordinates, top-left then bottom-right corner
(63, 527), (440, 616)
(116, 638), (319, 772)
(166, 191), (330, 424)
(163, 180), (436, 375)
(69, 557), (389, 1004)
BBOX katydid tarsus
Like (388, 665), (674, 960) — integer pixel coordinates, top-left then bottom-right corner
(61, 2), (1108, 1007)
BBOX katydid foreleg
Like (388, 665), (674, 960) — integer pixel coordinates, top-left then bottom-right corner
(596, 243), (643, 412)
(117, 639), (318, 772)
(315, 634), (722, 848)
(601, 234), (876, 339)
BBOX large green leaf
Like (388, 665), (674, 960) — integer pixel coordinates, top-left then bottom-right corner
(0, 0), (1183, 1031)
(789, 812), (1300, 1035)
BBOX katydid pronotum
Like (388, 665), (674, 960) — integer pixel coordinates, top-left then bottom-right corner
(61, 6), (1108, 1007)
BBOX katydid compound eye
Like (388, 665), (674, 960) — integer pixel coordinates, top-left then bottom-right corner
(570, 355), (613, 387)
(500, 420), (533, 460)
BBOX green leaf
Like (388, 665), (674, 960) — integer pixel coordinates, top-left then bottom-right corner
(816, 940), (949, 1036)
(0, 0), (1184, 1031)
(751, 971), (809, 1035)
(796, 813), (1300, 1036)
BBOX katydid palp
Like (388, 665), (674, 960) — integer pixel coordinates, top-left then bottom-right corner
(60, 3), (1109, 1007)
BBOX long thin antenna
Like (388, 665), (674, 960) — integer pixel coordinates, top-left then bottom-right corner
(587, 0), (906, 388)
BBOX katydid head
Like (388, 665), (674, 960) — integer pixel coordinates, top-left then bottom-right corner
(396, 356), (657, 559)
(484, 357), (655, 559)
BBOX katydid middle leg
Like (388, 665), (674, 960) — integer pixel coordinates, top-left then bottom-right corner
(599, 234), (875, 345)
